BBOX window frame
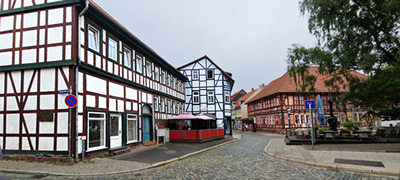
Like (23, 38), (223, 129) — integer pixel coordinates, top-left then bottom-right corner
(154, 66), (160, 82)
(161, 71), (166, 85)
(224, 91), (230, 104)
(193, 91), (200, 104)
(154, 96), (159, 112)
(207, 69), (214, 79)
(207, 91), (215, 104)
(166, 74), (171, 87)
(167, 100), (171, 114)
(160, 98), (165, 113)
(107, 36), (119, 62)
(87, 111), (107, 152)
(123, 47), (132, 69)
(135, 53), (143, 74)
(192, 70), (199, 80)
(145, 60), (152, 78)
(87, 24), (101, 54)
(126, 113), (139, 144)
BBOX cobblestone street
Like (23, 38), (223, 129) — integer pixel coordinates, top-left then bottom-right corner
(0, 132), (396, 180)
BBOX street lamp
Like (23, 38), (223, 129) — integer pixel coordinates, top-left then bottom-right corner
(288, 109), (292, 136)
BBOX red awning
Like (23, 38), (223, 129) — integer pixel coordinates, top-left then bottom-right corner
(167, 113), (216, 120)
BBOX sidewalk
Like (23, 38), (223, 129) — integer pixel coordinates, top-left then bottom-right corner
(265, 138), (400, 177)
(0, 135), (240, 176)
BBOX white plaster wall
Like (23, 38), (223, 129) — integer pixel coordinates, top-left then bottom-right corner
(109, 98), (117, 112)
(78, 115), (83, 133)
(117, 99), (124, 112)
(57, 137), (68, 150)
(25, 96), (37, 110)
(22, 49), (37, 64)
(0, 114), (3, 132)
(6, 114), (19, 133)
(22, 137), (36, 150)
(23, 12), (38, 29)
(86, 75), (107, 94)
(23, 113), (36, 133)
(126, 87), (137, 101)
(109, 82), (124, 98)
(48, 8), (63, 25)
(6, 137), (19, 150)
(40, 121), (54, 134)
(47, 46), (62, 62)
(0, 33), (13, 50)
(57, 112), (68, 133)
(99, 97), (107, 109)
(40, 95), (55, 110)
(0, 52), (12, 66)
(39, 137), (53, 151)
(6, 97), (19, 111)
(0, 15), (14, 32)
(40, 69), (55, 91)
(47, 26), (63, 44)
(86, 95), (96, 107)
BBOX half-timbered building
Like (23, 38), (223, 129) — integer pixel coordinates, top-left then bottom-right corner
(0, 0), (186, 159)
(178, 56), (234, 135)
(247, 67), (367, 133)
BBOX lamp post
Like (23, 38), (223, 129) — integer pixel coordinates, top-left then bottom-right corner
(288, 109), (292, 136)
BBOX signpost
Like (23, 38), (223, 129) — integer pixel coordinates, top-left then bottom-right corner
(305, 100), (316, 149)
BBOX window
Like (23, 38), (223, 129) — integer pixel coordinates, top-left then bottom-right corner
(225, 91), (230, 103)
(154, 97), (159, 112)
(154, 66), (160, 82)
(166, 74), (171, 87)
(108, 37), (118, 61)
(207, 69), (214, 79)
(146, 61), (152, 78)
(126, 114), (138, 143)
(167, 100), (171, 114)
(161, 71), (165, 84)
(88, 25), (100, 52)
(172, 78), (176, 89)
(160, 98), (165, 112)
(123, 48), (131, 68)
(207, 91), (215, 104)
(193, 91), (200, 104)
(192, 70), (199, 80)
(88, 112), (106, 151)
(172, 101), (175, 114)
(136, 54), (143, 74)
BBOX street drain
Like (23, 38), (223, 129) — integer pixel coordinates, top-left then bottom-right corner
(334, 159), (385, 167)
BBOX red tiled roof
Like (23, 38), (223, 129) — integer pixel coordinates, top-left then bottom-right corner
(247, 67), (367, 103)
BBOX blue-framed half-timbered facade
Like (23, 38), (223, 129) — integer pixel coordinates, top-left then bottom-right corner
(178, 56), (234, 135)
(0, 0), (186, 160)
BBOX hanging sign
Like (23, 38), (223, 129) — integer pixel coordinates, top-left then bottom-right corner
(65, 95), (78, 108)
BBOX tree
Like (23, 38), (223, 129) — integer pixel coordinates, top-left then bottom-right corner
(287, 0), (400, 119)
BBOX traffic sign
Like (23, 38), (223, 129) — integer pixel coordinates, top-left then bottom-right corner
(65, 95), (78, 108)
(305, 100), (315, 109)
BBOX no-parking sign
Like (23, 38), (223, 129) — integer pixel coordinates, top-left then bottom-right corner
(65, 95), (78, 108)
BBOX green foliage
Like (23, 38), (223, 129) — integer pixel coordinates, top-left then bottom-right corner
(287, 0), (400, 118)
(342, 120), (362, 130)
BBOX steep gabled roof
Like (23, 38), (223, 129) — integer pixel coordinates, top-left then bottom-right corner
(231, 89), (246, 102)
(178, 55), (235, 83)
(247, 67), (367, 103)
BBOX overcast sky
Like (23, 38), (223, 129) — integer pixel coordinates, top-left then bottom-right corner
(93, 0), (317, 93)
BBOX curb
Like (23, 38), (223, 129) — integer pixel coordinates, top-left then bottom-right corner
(264, 139), (399, 177)
(0, 135), (242, 176)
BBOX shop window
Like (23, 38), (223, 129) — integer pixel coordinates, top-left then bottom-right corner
(88, 112), (106, 151)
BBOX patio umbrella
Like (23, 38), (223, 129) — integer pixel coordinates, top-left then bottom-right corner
(317, 95), (325, 125)
(167, 112), (198, 120)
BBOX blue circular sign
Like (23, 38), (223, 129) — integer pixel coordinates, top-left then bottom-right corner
(65, 95), (78, 108)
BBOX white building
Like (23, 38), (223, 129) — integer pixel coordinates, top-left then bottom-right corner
(178, 56), (234, 135)
(0, 0), (186, 159)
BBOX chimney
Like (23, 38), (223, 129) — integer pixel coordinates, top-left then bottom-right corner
(252, 88), (254, 91)
(259, 84), (265, 89)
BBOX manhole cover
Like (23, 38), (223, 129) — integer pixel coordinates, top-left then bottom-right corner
(334, 159), (385, 167)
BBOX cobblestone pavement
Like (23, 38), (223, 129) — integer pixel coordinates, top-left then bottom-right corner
(0, 131), (396, 180)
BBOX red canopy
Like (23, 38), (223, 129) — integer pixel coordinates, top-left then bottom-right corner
(167, 113), (215, 120)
